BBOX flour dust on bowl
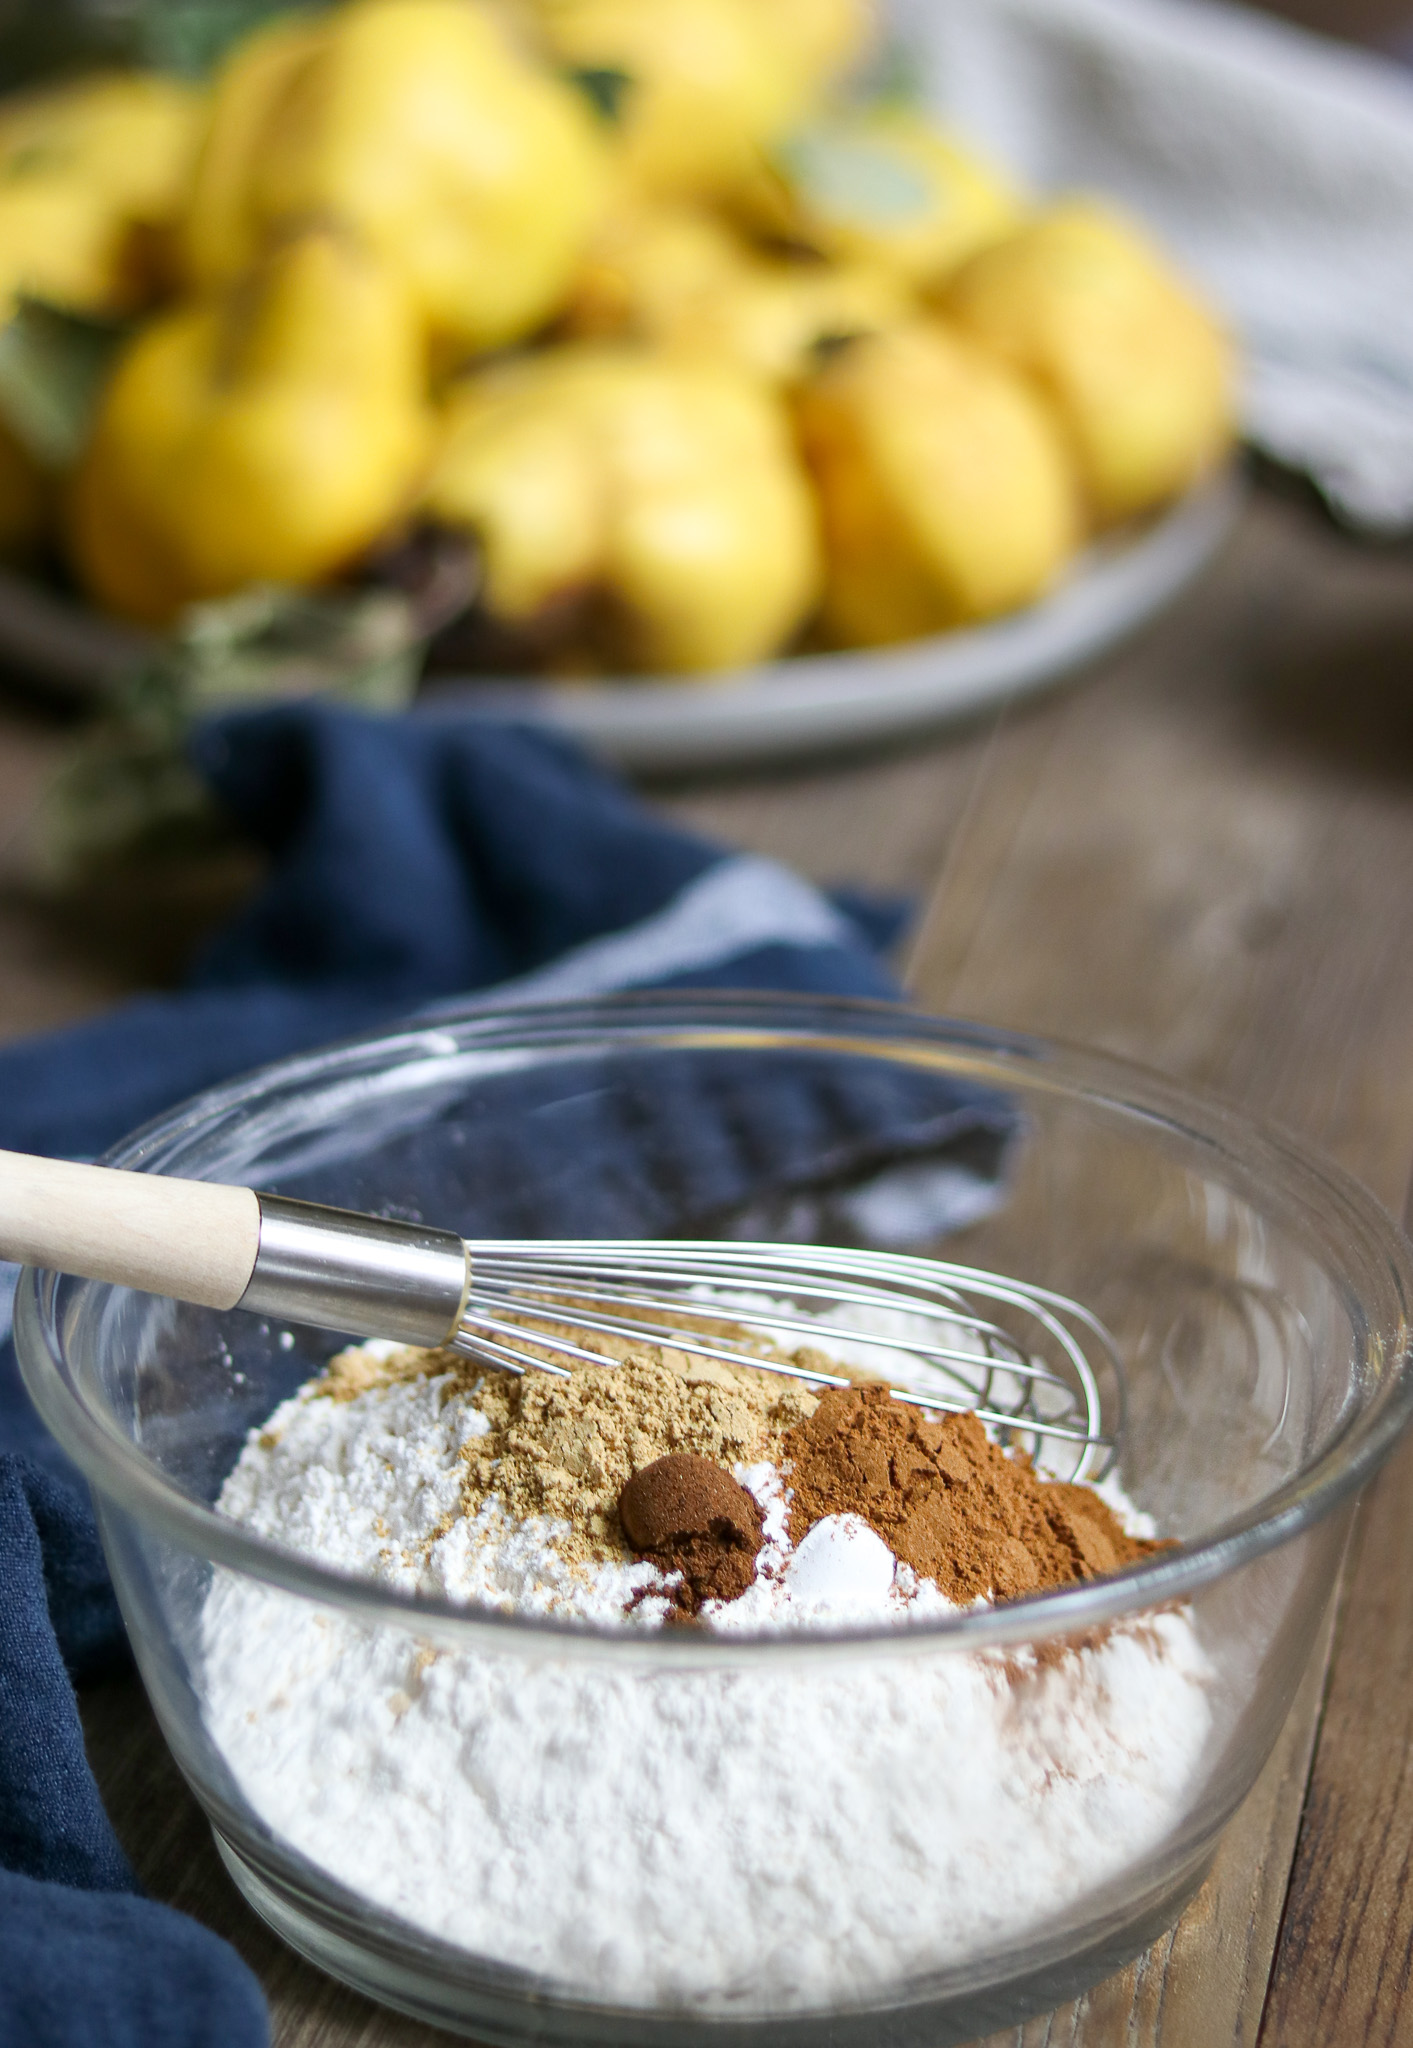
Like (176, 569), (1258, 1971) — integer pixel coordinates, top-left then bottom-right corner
(17, 996), (1413, 2046)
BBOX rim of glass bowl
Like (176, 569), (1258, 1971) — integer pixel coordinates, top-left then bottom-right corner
(16, 989), (1413, 1667)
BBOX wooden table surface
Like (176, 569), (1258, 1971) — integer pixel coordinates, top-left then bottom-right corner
(5, 477), (1413, 2045)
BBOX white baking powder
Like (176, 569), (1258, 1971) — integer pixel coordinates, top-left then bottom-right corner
(203, 1338), (1215, 2012)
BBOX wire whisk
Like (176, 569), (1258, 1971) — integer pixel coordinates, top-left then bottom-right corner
(454, 1239), (1119, 1482)
(0, 1155), (1122, 1483)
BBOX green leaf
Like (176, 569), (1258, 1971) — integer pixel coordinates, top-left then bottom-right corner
(35, 581), (427, 884)
(0, 16), (136, 93)
(775, 129), (932, 228)
(566, 65), (634, 124)
(129, 0), (321, 79)
(0, 0), (318, 85)
(179, 582), (425, 710)
(0, 299), (128, 470)
(846, 39), (927, 112)
(39, 722), (225, 883)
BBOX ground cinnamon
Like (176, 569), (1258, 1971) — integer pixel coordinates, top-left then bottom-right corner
(783, 1385), (1166, 1604)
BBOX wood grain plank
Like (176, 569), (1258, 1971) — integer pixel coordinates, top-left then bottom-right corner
(1257, 1426), (1413, 2045)
(658, 699), (995, 903)
(891, 495), (1413, 2045)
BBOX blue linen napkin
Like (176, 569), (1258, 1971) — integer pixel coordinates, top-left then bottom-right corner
(0, 706), (1011, 2048)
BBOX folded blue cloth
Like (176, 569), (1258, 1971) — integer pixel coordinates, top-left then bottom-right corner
(0, 706), (1011, 2048)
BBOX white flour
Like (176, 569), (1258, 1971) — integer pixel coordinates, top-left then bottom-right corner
(203, 1337), (1215, 2012)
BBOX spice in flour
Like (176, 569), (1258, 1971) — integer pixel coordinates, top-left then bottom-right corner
(619, 1453), (765, 1612)
(317, 1325), (818, 1571)
(782, 1384), (1168, 1602)
(317, 1323), (1162, 1611)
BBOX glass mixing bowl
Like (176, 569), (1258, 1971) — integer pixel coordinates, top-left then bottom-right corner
(16, 993), (1413, 2047)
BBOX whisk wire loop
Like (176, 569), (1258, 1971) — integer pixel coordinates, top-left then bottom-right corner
(454, 1238), (1118, 1480)
(472, 1273), (1075, 1390)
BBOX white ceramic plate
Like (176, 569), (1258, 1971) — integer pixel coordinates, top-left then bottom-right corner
(422, 468), (1243, 773)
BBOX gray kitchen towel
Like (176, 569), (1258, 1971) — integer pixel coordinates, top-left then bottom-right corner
(891, 0), (1413, 532)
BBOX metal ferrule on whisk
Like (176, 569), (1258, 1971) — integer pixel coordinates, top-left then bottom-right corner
(236, 1196), (471, 1348)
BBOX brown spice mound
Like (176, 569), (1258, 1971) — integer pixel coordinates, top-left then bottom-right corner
(619, 1454), (765, 1613)
(784, 1386), (1167, 1604)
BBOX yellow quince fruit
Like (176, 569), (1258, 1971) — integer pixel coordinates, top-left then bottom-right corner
(739, 106), (1023, 291)
(527, 0), (813, 203)
(569, 203), (909, 382)
(945, 200), (1235, 525)
(0, 71), (205, 318)
(70, 228), (430, 624)
(181, 12), (334, 293)
(758, 0), (875, 91)
(184, 0), (609, 351)
(425, 345), (821, 672)
(796, 321), (1081, 646)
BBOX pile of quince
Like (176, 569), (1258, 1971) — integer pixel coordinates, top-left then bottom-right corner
(0, 0), (1235, 679)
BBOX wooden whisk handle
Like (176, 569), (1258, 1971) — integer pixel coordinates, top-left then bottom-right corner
(0, 1149), (472, 1348)
(0, 1149), (261, 1308)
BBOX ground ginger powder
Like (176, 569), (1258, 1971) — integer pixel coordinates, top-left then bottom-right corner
(460, 1353), (818, 1566)
(318, 1319), (821, 1571)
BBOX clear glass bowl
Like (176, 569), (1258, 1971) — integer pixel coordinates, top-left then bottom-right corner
(16, 993), (1413, 2047)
